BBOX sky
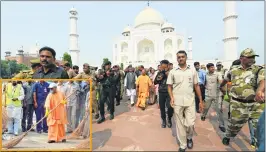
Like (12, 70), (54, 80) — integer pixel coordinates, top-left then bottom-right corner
(1, 1), (264, 67)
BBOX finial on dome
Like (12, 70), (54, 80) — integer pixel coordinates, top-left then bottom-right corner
(147, 1), (150, 6)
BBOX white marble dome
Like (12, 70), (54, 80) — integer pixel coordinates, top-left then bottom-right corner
(162, 22), (174, 29)
(123, 25), (131, 33)
(134, 7), (164, 28)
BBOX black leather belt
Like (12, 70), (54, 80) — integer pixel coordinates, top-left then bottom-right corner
(232, 97), (255, 103)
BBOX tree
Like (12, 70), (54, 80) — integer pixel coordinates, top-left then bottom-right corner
(120, 63), (124, 70)
(63, 52), (72, 67)
(0, 60), (29, 78)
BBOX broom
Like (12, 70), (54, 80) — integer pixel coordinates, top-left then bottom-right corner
(2, 90), (76, 149)
(2, 84), (8, 132)
(67, 78), (92, 139)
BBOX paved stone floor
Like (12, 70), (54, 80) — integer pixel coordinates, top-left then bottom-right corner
(92, 98), (254, 151)
(2, 131), (88, 150)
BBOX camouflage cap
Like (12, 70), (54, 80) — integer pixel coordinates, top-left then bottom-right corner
(30, 58), (40, 64)
(104, 61), (112, 66)
(240, 48), (259, 57)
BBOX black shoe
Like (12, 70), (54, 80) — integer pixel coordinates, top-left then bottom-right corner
(22, 128), (26, 132)
(97, 117), (105, 124)
(196, 110), (200, 113)
(43, 130), (48, 133)
(219, 126), (226, 132)
(201, 116), (205, 121)
(222, 137), (230, 146)
(167, 118), (172, 128)
(48, 140), (55, 143)
(37, 131), (42, 134)
(116, 102), (120, 106)
(94, 114), (99, 119)
(62, 139), (66, 143)
(141, 107), (145, 111)
(178, 148), (186, 152)
(110, 114), (114, 120)
(187, 139), (193, 149)
(131, 103), (134, 107)
(162, 119), (166, 128)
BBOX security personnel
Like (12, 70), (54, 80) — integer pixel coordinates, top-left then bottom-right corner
(215, 62), (227, 117)
(118, 65), (125, 100)
(97, 61), (117, 124)
(201, 63), (225, 132)
(32, 47), (69, 79)
(112, 65), (122, 106)
(219, 48), (265, 148)
(13, 58), (41, 79)
(154, 60), (173, 128)
(74, 63), (99, 119)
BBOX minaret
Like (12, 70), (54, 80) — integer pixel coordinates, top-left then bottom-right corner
(187, 37), (193, 60)
(223, 2), (238, 61)
(69, 7), (80, 66)
(17, 46), (24, 64)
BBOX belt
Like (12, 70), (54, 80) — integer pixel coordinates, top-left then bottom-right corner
(232, 97), (255, 103)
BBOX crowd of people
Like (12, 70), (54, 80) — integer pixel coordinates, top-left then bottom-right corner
(1, 46), (265, 152)
(2, 79), (91, 143)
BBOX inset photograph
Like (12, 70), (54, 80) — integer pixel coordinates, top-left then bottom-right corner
(1, 79), (92, 150)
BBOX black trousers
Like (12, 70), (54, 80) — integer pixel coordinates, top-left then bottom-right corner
(115, 84), (121, 104)
(159, 92), (173, 120)
(195, 84), (205, 111)
(100, 86), (116, 117)
(21, 104), (34, 130)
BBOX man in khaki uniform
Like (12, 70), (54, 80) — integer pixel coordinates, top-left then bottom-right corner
(167, 50), (204, 152)
(64, 63), (77, 78)
(74, 63), (99, 119)
(201, 63), (225, 132)
(215, 61), (227, 111)
(13, 58), (41, 79)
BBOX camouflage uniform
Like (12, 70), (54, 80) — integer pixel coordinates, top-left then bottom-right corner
(223, 48), (265, 147)
(119, 70), (125, 99)
(13, 58), (40, 79)
(74, 71), (98, 117)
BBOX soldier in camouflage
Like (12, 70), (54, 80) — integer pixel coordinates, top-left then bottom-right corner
(13, 58), (42, 79)
(118, 65), (125, 100)
(219, 48), (265, 148)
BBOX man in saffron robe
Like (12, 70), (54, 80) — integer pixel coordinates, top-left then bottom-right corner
(45, 83), (67, 143)
(136, 69), (152, 110)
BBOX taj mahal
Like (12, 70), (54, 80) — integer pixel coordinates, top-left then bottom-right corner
(4, 2), (239, 70)
(112, 2), (239, 69)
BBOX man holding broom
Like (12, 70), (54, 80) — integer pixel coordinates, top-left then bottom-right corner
(45, 83), (67, 143)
